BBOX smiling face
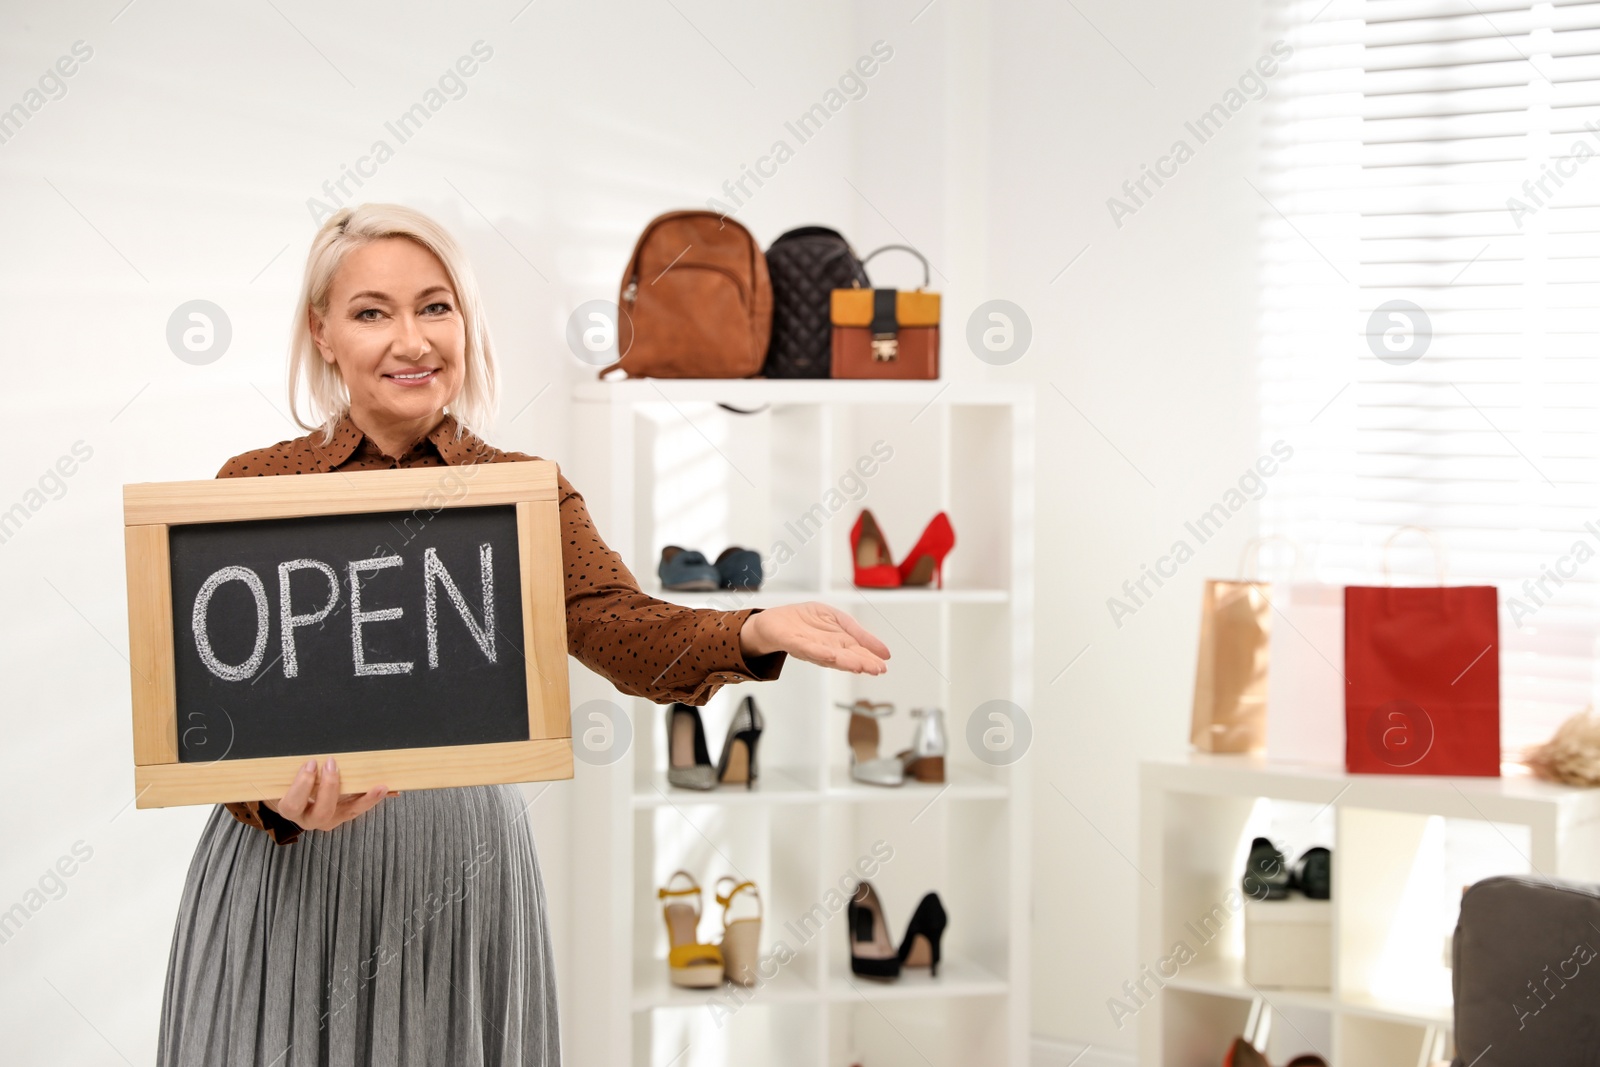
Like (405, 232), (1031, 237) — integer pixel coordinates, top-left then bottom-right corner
(309, 236), (466, 447)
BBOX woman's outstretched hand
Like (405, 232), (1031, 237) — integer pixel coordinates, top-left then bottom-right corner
(262, 758), (390, 832)
(739, 602), (890, 675)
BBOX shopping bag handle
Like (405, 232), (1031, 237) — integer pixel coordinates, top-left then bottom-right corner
(1237, 534), (1302, 580)
(1381, 525), (1448, 584)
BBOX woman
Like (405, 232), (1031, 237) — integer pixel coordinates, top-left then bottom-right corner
(157, 204), (890, 1066)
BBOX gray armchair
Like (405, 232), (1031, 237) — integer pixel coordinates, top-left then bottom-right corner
(1453, 874), (1600, 1064)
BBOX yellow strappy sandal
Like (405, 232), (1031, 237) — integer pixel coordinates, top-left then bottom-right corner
(716, 876), (763, 987)
(658, 871), (724, 988)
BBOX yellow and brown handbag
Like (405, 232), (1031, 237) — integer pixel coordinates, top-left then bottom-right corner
(829, 245), (940, 380)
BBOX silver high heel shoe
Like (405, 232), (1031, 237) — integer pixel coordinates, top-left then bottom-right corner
(666, 704), (717, 791)
(837, 701), (904, 787)
(898, 707), (947, 783)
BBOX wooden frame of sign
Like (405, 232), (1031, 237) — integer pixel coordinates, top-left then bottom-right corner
(122, 462), (572, 809)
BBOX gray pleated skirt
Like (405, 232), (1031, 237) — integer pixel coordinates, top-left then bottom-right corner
(157, 786), (559, 1067)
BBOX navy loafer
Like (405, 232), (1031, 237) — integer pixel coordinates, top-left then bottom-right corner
(659, 546), (721, 591)
(715, 547), (764, 590)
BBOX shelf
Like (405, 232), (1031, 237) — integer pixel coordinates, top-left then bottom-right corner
(632, 768), (1010, 807)
(632, 957), (819, 1011)
(1166, 958), (1335, 1013)
(1143, 752), (1600, 825)
(649, 586), (1010, 608)
(630, 956), (1006, 1011)
(634, 767), (821, 808)
(1338, 988), (1453, 1028)
(565, 381), (1034, 1065)
(574, 378), (1030, 407)
(826, 767), (1009, 803)
(828, 956), (1008, 1002)
(1167, 958), (1451, 1027)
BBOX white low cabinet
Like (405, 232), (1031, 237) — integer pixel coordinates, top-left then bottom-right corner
(1139, 753), (1600, 1066)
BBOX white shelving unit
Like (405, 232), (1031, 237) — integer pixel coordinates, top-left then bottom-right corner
(561, 379), (1033, 1067)
(1140, 753), (1600, 1067)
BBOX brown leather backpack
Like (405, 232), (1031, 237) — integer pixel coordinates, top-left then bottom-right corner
(605, 211), (773, 379)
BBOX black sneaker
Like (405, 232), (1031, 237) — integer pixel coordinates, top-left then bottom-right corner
(1242, 836), (1290, 900)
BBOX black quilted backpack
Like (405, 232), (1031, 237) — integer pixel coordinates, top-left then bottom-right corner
(762, 226), (869, 378)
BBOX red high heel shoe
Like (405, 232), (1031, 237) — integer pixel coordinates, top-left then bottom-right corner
(1222, 1037), (1325, 1067)
(898, 512), (955, 589)
(851, 510), (901, 587)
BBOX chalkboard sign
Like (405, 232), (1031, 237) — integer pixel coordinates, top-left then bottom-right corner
(122, 463), (572, 808)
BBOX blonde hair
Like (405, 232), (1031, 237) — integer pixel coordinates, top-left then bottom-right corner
(288, 203), (498, 439)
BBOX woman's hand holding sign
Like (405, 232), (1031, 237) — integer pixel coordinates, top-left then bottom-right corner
(263, 758), (390, 833)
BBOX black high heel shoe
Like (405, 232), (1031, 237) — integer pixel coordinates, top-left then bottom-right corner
(717, 696), (764, 790)
(847, 882), (901, 979)
(897, 892), (947, 977)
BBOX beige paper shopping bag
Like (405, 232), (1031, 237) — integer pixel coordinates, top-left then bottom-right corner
(1190, 578), (1272, 754)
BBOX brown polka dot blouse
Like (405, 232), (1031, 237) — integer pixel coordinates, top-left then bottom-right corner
(218, 413), (784, 844)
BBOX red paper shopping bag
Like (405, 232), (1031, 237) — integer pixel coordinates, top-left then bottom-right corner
(1344, 584), (1500, 776)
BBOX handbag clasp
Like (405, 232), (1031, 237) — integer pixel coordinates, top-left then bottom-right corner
(869, 289), (899, 361)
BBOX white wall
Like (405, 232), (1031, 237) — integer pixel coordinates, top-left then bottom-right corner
(843, 0), (1270, 1055)
(0, 1), (867, 1061)
(979, 0), (1268, 1053)
(0, 0), (1265, 1061)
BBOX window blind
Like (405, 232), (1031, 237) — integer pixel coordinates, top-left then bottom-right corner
(1260, 0), (1600, 753)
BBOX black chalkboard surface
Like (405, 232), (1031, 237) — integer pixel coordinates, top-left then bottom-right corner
(168, 505), (530, 762)
(124, 462), (571, 808)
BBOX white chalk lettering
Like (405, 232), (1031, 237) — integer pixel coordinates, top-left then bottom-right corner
(277, 558), (340, 678)
(193, 565), (269, 681)
(423, 543), (497, 668)
(347, 555), (413, 677)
